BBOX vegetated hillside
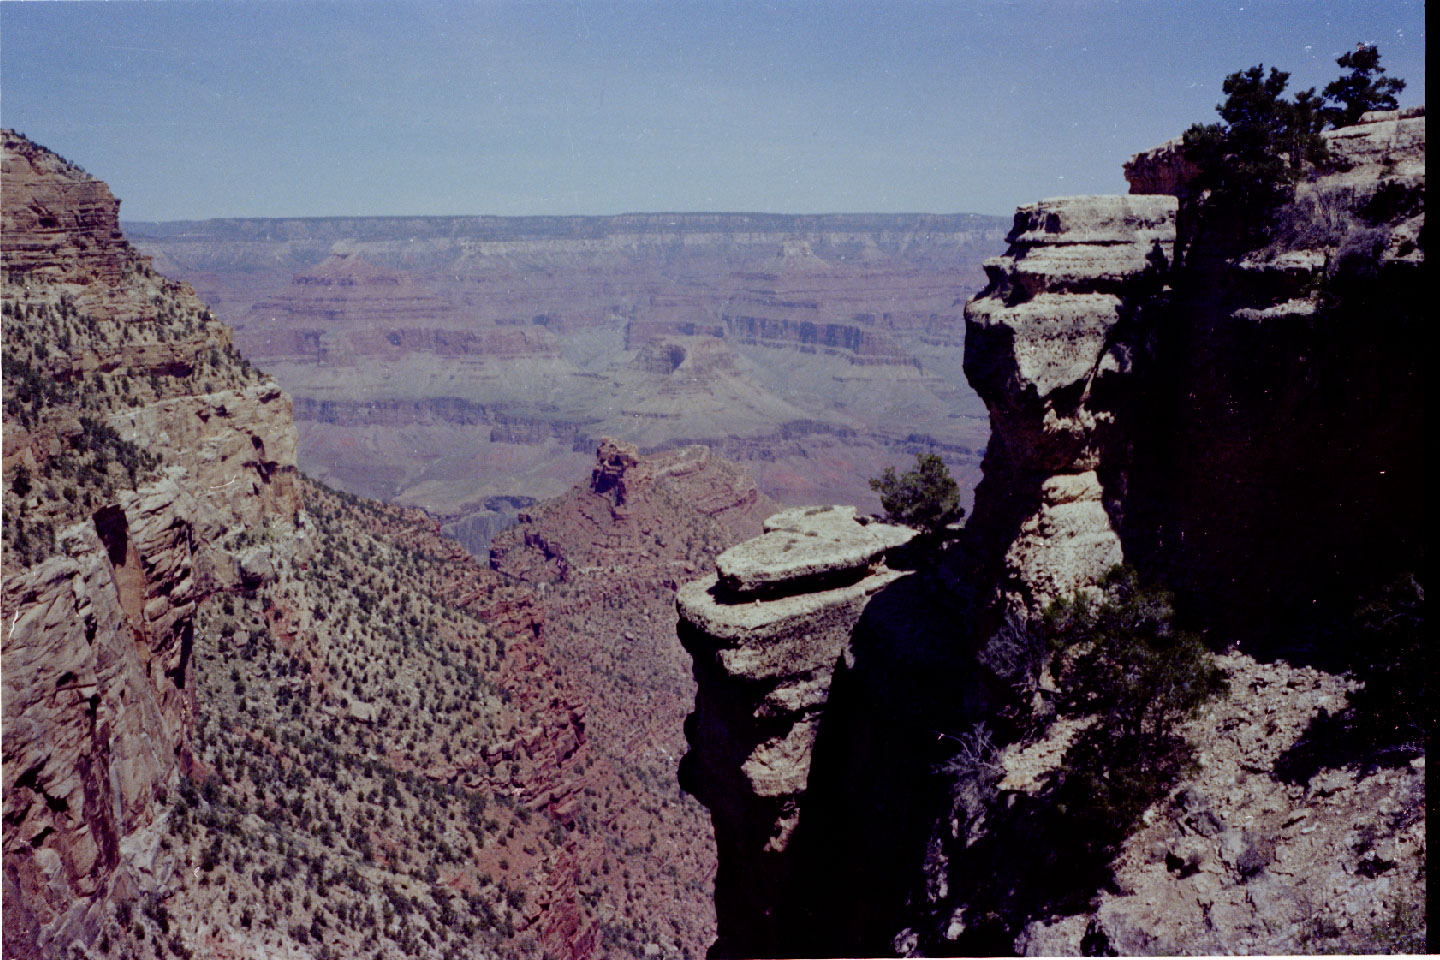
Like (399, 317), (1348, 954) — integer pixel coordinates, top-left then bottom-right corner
(3, 127), (297, 957)
(491, 438), (781, 955)
(0, 130), (768, 960)
(156, 478), (730, 960)
(126, 212), (1007, 553)
(672, 106), (1427, 958)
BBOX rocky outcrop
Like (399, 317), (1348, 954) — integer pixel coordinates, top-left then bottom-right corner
(1, 132), (129, 285)
(962, 194), (1175, 611)
(2, 520), (183, 951)
(679, 110), (1425, 958)
(677, 507), (917, 957)
(935, 111), (1425, 955)
(1122, 136), (1201, 198)
(963, 108), (1425, 630)
(2, 131), (299, 959)
(1131, 109), (1425, 634)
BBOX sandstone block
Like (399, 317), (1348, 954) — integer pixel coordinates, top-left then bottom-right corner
(714, 505), (913, 595)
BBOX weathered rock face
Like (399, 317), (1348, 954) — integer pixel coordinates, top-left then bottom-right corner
(962, 194), (1176, 611)
(2, 131), (299, 959)
(0, 132), (129, 285)
(964, 109), (1425, 634)
(677, 507), (921, 957)
(925, 109), (1425, 954)
(680, 109), (1425, 958)
(1011, 653), (1426, 957)
(1126, 109), (1425, 636)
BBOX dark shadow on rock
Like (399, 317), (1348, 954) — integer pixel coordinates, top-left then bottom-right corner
(1106, 255), (1425, 671)
(1273, 705), (1424, 786)
(911, 723), (1193, 957)
(761, 567), (1002, 956)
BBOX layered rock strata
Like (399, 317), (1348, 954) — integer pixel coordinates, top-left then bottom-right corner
(962, 194), (1175, 611)
(2, 131), (300, 956)
(128, 210), (1007, 548)
(676, 506), (916, 957)
(679, 109), (1425, 957)
(963, 108), (1424, 628)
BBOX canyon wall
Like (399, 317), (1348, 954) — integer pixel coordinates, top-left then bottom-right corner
(961, 194), (1175, 612)
(3, 131), (782, 960)
(677, 108), (1427, 956)
(127, 212), (1007, 551)
(969, 108), (1423, 630)
(2, 130), (299, 956)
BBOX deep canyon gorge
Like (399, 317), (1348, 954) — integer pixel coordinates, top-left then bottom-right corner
(2, 98), (1427, 960)
(125, 211), (1008, 555)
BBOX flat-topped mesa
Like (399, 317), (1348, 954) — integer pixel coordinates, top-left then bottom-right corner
(676, 505), (914, 958)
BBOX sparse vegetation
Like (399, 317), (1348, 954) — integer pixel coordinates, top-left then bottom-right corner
(1182, 64), (1329, 247)
(1, 276), (262, 570)
(1042, 567), (1228, 861)
(1181, 45), (1407, 253)
(868, 452), (963, 537)
(1046, 567), (1229, 769)
(931, 567), (1232, 947)
(1322, 44), (1407, 128)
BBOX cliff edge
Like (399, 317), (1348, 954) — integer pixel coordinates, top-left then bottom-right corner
(2, 130), (298, 956)
(675, 108), (1426, 957)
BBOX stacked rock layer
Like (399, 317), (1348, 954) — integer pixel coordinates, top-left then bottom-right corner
(962, 194), (1176, 611)
(676, 506), (914, 958)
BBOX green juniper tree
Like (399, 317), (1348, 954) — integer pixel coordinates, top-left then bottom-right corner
(1181, 64), (1328, 247)
(1322, 43), (1407, 128)
(868, 452), (963, 537)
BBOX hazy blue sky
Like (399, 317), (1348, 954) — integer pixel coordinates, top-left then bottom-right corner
(1, 1), (1425, 220)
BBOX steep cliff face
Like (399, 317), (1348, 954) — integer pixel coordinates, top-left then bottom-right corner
(963, 108), (1423, 633)
(2, 130), (298, 957)
(677, 109), (1426, 957)
(678, 508), (998, 957)
(1, 134), (129, 285)
(1128, 108), (1426, 639)
(677, 507), (908, 956)
(962, 194), (1175, 612)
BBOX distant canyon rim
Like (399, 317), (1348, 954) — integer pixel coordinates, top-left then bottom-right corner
(126, 212), (1010, 553)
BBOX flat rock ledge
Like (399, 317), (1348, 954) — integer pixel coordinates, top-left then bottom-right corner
(677, 506), (917, 957)
(712, 505), (914, 598)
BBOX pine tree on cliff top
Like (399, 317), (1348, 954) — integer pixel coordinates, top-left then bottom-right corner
(1323, 43), (1407, 128)
(1179, 46), (1407, 252)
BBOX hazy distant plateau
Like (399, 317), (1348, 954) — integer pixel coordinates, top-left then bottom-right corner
(128, 212), (1010, 551)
